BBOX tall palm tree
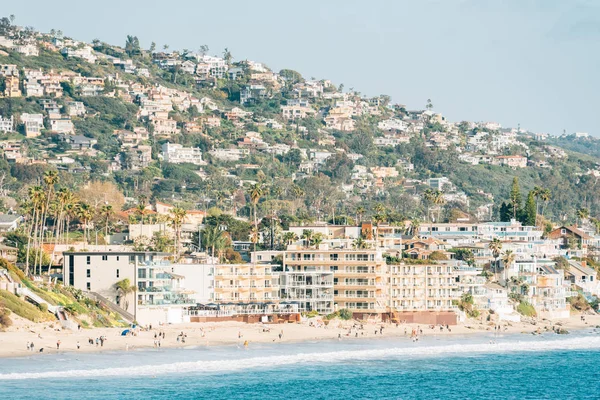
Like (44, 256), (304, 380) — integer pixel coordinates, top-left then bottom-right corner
(356, 206), (366, 223)
(76, 203), (93, 246)
(489, 238), (503, 274)
(576, 208), (589, 227)
(540, 189), (551, 219)
(25, 186), (45, 276)
(114, 278), (136, 311)
(248, 183), (264, 254)
(433, 190), (446, 222)
(422, 189), (435, 222)
(501, 250), (516, 283)
(100, 204), (114, 249)
(292, 185), (305, 216)
(170, 207), (187, 259)
(35, 170), (59, 274)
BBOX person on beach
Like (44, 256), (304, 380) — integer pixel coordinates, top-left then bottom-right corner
(56, 340), (61, 350)
(77, 341), (80, 350)
(27, 341), (30, 351)
(95, 338), (99, 347)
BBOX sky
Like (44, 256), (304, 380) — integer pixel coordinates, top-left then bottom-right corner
(5, 0), (599, 136)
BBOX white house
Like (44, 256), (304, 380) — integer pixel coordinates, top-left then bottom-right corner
(161, 142), (206, 165)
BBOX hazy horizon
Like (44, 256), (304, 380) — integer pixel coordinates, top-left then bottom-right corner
(4, 0), (599, 136)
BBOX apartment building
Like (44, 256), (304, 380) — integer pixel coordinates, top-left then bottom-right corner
(161, 142), (206, 165)
(212, 263), (279, 303)
(387, 262), (458, 312)
(63, 251), (195, 325)
(283, 248), (387, 315)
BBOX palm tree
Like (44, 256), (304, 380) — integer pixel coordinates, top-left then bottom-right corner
(422, 189), (435, 221)
(283, 232), (298, 246)
(352, 236), (370, 249)
(432, 190), (446, 222)
(311, 232), (325, 248)
(100, 204), (113, 249)
(301, 229), (314, 248)
(36, 170), (59, 273)
(373, 203), (386, 240)
(501, 250), (516, 283)
(202, 226), (227, 261)
(170, 207), (187, 259)
(25, 186), (45, 275)
(292, 185), (305, 216)
(135, 201), (150, 238)
(356, 206), (366, 223)
(114, 278), (136, 311)
(76, 203), (93, 246)
(248, 183), (264, 254)
(489, 238), (503, 274)
(540, 189), (551, 218)
(409, 219), (421, 236)
(576, 208), (590, 227)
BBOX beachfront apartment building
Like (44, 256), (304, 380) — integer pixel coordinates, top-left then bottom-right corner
(279, 270), (334, 314)
(212, 263), (279, 303)
(282, 248), (387, 315)
(386, 262), (458, 312)
(63, 252), (196, 325)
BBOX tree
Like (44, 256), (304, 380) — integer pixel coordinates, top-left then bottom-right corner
(301, 229), (314, 248)
(502, 250), (516, 282)
(310, 232), (325, 248)
(99, 204), (113, 248)
(283, 231), (298, 246)
(223, 47), (233, 65)
(149, 42), (156, 53)
(114, 278), (136, 311)
(199, 45), (209, 56)
(125, 35), (141, 57)
(539, 189), (551, 218)
(426, 99), (433, 111)
(489, 238), (502, 274)
(355, 206), (366, 223)
(248, 183), (264, 253)
(202, 225), (227, 261)
(509, 177), (522, 221)
(170, 207), (187, 259)
(523, 191), (537, 226)
(576, 208), (589, 227)
(76, 203), (94, 246)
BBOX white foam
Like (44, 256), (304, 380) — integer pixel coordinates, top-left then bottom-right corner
(2, 336), (600, 381)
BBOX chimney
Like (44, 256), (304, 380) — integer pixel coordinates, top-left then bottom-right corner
(582, 260), (587, 268)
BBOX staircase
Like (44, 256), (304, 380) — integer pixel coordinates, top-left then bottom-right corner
(18, 287), (79, 329)
(86, 291), (135, 323)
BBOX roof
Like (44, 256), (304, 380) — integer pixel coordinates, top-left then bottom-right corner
(568, 260), (596, 276)
(0, 214), (21, 224)
(552, 225), (592, 240)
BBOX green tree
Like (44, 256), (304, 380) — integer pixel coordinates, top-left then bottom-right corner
(523, 191), (537, 226)
(509, 177), (522, 221)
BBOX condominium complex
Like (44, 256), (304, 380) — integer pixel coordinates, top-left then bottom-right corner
(283, 248), (387, 315)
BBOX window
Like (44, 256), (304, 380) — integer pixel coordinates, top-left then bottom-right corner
(129, 255), (135, 263)
(561, 229), (566, 235)
(102, 255), (108, 261)
(86, 282), (91, 290)
(86, 256), (91, 265)
(116, 269), (120, 278)
(138, 269), (147, 279)
(86, 269), (91, 278)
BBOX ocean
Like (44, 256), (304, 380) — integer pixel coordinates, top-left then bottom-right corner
(2, 330), (600, 399)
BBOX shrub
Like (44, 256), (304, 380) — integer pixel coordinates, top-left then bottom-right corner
(0, 308), (12, 328)
(303, 310), (319, 318)
(338, 309), (353, 320)
(38, 303), (48, 313)
(517, 301), (537, 317)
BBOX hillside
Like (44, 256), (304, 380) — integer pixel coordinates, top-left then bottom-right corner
(0, 259), (128, 330)
(0, 14), (597, 233)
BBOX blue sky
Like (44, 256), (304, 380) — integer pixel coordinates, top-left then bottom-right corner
(5, 0), (599, 136)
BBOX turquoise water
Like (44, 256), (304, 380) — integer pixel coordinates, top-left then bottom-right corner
(2, 331), (600, 399)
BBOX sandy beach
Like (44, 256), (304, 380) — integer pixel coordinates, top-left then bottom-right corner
(1, 313), (599, 359)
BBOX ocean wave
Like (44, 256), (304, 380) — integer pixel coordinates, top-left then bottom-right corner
(2, 336), (600, 381)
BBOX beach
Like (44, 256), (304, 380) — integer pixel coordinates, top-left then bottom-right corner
(1, 313), (599, 358)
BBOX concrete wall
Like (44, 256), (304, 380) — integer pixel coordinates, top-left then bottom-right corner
(383, 311), (458, 325)
(170, 264), (213, 303)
